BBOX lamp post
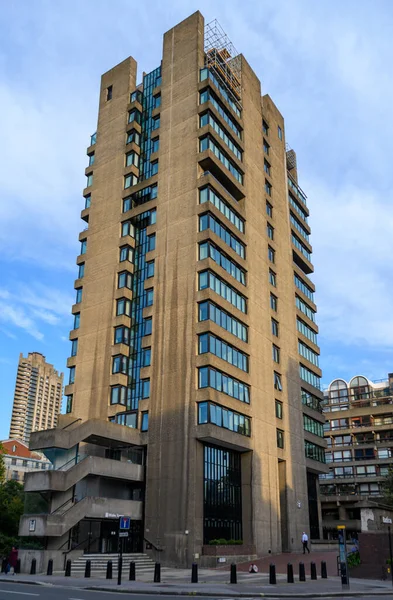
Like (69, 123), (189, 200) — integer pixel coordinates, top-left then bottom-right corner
(388, 525), (393, 587)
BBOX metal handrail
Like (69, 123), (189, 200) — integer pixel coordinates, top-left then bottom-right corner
(144, 537), (163, 552)
(62, 418), (82, 430)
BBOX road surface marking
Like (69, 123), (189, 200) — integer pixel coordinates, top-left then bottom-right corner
(0, 592), (39, 597)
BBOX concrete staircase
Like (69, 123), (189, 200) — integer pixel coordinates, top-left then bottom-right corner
(70, 552), (156, 577)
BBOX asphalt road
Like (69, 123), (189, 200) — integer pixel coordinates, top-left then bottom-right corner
(0, 582), (391, 600)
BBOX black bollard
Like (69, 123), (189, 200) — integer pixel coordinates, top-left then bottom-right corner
(340, 561), (349, 588)
(299, 561), (306, 582)
(15, 559), (21, 574)
(129, 561), (136, 581)
(1, 558), (7, 573)
(47, 559), (53, 576)
(287, 563), (294, 583)
(269, 563), (276, 585)
(65, 559), (71, 577)
(311, 561), (317, 580)
(117, 556), (122, 586)
(30, 558), (36, 575)
(191, 562), (198, 583)
(85, 560), (91, 578)
(154, 562), (161, 583)
(321, 560), (327, 579)
(230, 563), (237, 584)
(106, 560), (112, 580)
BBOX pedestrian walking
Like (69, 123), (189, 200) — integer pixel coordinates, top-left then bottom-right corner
(5, 547), (18, 575)
(302, 532), (310, 554)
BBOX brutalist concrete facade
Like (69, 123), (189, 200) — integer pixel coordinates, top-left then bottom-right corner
(21, 12), (326, 567)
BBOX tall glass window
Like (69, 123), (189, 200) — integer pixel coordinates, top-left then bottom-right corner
(198, 401), (250, 436)
(198, 366), (250, 404)
(199, 186), (244, 233)
(294, 273), (314, 301)
(198, 300), (248, 342)
(199, 241), (246, 285)
(199, 136), (243, 184)
(199, 212), (245, 258)
(199, 112), (242, 160)
(203, 444), (242, 544)
(139, 66), (162, 181)
(198, 270), (246, 313)
(198, 332), (248, 372)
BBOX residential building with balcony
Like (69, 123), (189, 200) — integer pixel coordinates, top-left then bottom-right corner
(1, 439), (51, 483)
(320, 373), (393, 539)
(9, 352), (63, 444)
(20, 12), (326, 567)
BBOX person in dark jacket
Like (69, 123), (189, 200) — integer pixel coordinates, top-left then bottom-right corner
(6, 547), (18, 575)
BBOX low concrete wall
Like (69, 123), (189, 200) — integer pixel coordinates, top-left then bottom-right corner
(199, 554), (257, 568)
(310, 540), (338, 552)
(19, 549), (83, 574)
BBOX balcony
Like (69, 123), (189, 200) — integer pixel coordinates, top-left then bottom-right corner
(288, 173), (307, 207)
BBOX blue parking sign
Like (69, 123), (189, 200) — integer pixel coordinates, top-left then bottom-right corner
(119, 516), (131, 530)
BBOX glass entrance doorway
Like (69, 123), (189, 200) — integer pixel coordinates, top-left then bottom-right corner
(71, 519), (143, 553)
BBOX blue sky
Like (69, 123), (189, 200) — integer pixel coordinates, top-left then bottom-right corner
(1, 0), (393, 439)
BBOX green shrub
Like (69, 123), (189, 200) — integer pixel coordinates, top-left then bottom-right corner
(347, 551), (360, 568)
(208, 538), (243, 546)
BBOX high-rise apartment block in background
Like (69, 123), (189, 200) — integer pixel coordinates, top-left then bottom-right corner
(20, 12), (326, 567)
(321, 374), (393, 538)
(9, 352), (63, 444)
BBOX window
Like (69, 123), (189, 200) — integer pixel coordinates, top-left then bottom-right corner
(278, 125), (282, 140)
(199, 111), (243, 160)
(292, 233), (311, 261)
(114, 325), (130, 345)
(146, 288), (154, 307)
(301, 389), (322, 412)
(267, 223), (274, 240)
(265, 180), (272, 196)
(263, 120), (269, 135)
(294, 273), (314, 301)
(73, 313), (80, 329)
(263, 139), (270, 155)
(152, 137), (159, 153)
(130, 89), (143, 104)
(110, 385), (127, 405)
(151, 160), (159, 175)
(153, 93), (161, 109)
(289, 193), (308, 223)
(152, 115), (160, 130)
(142, 347), (151, 367)
(124, 173), (138, 189)
(264, 160), (271, 176)
(66, 395), (73, 413)
(199, 87), (242, 137)
(198, 300), (248, 342)
(126, 130), (141, 146)
(199, 241), (246, 285)
(272, 344), (280, 363)
(198, 270), (247, 313)
(300, 364), (321, 389)
(305, 440), (325, 463)
(71, 339), (78, 357)
(106, 85), (113, 101)
(120, 245), (133, 263)
(274, 372), (282, 391)
(122, 220), (135, 238)
(290, 213), (309, 242)
(199, 212), (245, 258)
(90, 132), (97, 145)
(271, 318), (279, 337)
(86, 174), (93, 187)
(78, 263), (85, 279)
(126, 151), (139, 168)
(116, 297), (131, 317)
(146, 261), (155, 278)
(198, 401), (251, 436)
(303, 415), (324, 437)
(269, 269), (276, 287)
(112, 355), (128, 374)
(80, 239), (87, 255)
(198, 332), (248, 372)
(266, 201), (273, 218)
(298, 340), (319, 367)
(128, 109), (141, 124)
(147, 234), (156, 252)
(275, 400), (283, 419)
(277, 429), (284, 449)
(142, 379), (150, 398)
(68, 366), (75, 384)
(199, 136), (243, 184)
(88, 153), (95, 166)
(297, 318), (318, 345)
(295, 295), (316, 322)
(199, 186), (245, 233)
(270, 293), (278, 312)
(75, 288), (82, 304)
(84, 194), (91, 209)
(143, 317), (152, 336)
(198, 366), (250, 404)
(118, 271), (132, 289)
(141, 412), (149, 432)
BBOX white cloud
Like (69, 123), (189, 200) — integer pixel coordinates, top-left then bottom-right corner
(0, 302), (43, 340)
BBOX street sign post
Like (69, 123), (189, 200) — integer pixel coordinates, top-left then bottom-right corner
(337, 525), (349, 590)
(118, 516), (130, 585)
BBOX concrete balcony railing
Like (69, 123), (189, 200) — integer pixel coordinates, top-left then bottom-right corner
(19, 496), (143, 538)
(24, 455), (144, 493)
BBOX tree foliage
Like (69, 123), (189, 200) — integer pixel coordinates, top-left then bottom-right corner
(0, 480), (24, 537)
(0, 443), (5, 484)
(382, 466), (393, 507)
